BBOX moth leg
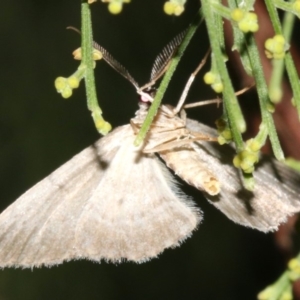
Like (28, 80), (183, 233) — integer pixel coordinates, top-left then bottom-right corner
(130, 120), (139, 134)
(179, 109), (187, 124)
(143, 139), (193, 153)
(189, 131), (218, 142)
(144, 135), (216, 153)
(173, 49), (211, 115)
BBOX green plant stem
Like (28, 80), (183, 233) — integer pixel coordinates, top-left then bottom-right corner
(265, 0), (300, 119)
(202, 0), (245, 152)
(285, 157), (300, 172)
(260, 0), (282, 103)
(258, 271), (290, 299)
(81, 2), (111, 135)
(245, 35), (284, 161)
(264, 0), (283, 104)
(210, 2), (231, 19)
(215, 7), (225, 51)
(284, 9), (300, 119)
(211, 0), (256, 20)
(265, 0), (282, 33)
(273, 0), (299, 16)
(227, 0), (253, 76)
(270, 10), (295, 103)
(285, 53), (300, 118)
(134, 10), (203, 146)
(244, 0), (256, 10)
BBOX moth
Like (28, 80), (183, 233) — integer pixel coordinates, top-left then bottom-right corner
(0, 34), (300, 268)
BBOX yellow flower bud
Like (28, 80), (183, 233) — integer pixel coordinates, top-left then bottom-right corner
(203, 72), (216, 84)
(288, 258), (300, 270)
(54, 77), (67, 91)
(247, 139), (261, 152)
(61, 87), (73, 99)
(92, 49), (103, 60)
(238, 19), (250, 33)
(233, 155), (241, 168)
(164, 2), (175, 15)
(212, 82), (224, 93)
(96, 119), (112, 135)
(248, 22), (259, 33)
(267, 102), (275, 113)
(67, 76), (80, 89)
(174, 5), (184, 16)
(273, 34), (285, 45)
(73, 48), (82, 60)
(265, 38), (274, 51)
(231, 8), (245, 22)
(108, 2), (122, 14)
(217, 136), (227, 145)
(222, 129), (232, 140)
(269, 87), (282, 103)
(248, 12), (258, 21)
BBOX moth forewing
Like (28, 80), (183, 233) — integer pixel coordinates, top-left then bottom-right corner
(0, 137), (109, 268)
(0, 125), (201, 268)
(75, 126), (201, 263)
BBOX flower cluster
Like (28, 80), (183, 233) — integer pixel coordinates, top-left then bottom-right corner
(233, 121), (267, 173)
(203, 71), (224, 93)
(215, 118), (232, 145)
(54, 47), (103, 99)
(231, 8), (259, 33)
(265, 34), (288, 60)
(54, 76), (80, 99)
(233, 141), (260, 174)
(163, 0), (186, 16)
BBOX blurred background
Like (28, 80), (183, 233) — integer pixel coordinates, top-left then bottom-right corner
(0, 0), (300, 299)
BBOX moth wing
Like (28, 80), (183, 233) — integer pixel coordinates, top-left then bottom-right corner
(74, 132), (201, 263)
(0, 126), (130, 268)
(164, 118), (300, 232)
(0, 125), (200, 268)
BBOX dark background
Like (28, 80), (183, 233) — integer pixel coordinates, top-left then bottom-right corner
(0, 1), (297, 299)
